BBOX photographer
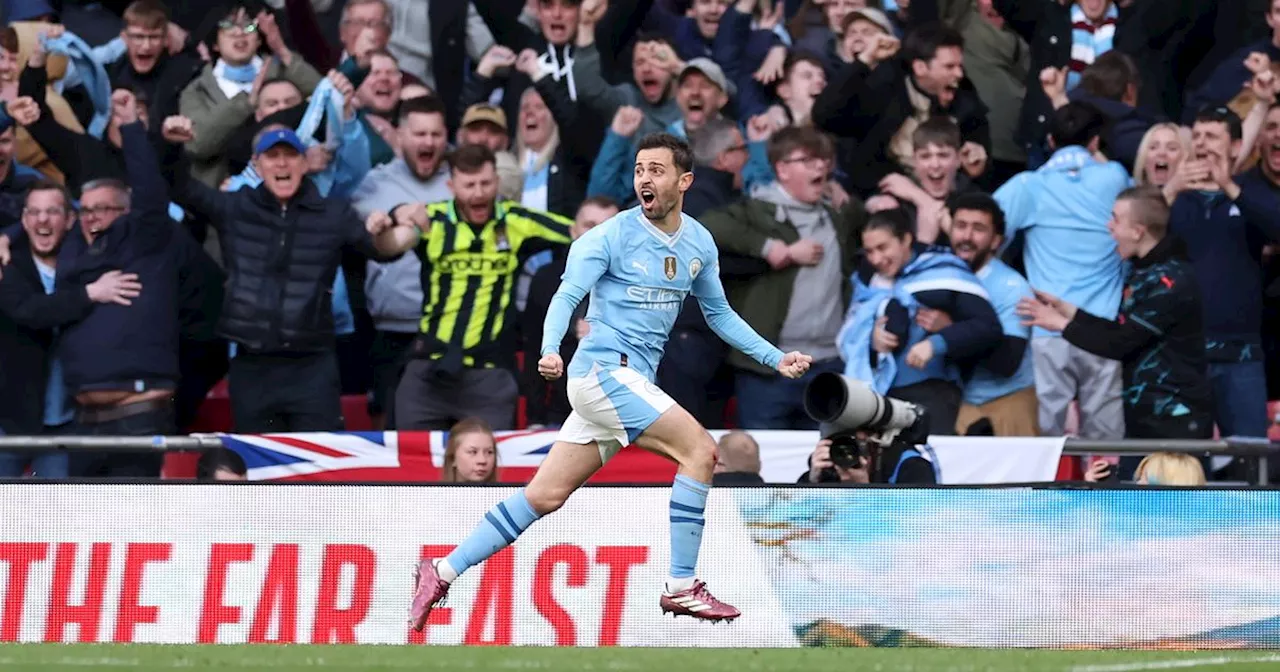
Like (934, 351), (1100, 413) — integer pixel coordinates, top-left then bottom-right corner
(799, 432), (938, 485)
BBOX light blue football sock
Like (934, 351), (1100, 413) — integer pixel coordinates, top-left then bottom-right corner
(441, 490), (541, 582)
(668, 475), (710, 590)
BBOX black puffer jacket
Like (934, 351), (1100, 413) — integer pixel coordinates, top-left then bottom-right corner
(171, 174), (396, 354)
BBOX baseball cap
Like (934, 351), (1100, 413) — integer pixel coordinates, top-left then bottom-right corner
(846, 7), (895, 36)
(679, 57), (736, 98)
(254, 128), (306, 155)
(461, 103), (508, 132)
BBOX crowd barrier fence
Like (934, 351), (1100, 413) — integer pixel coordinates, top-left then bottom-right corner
(0, 434), (1276, 485)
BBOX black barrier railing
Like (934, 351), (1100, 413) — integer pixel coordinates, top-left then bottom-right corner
(0, 434), (1275, 484)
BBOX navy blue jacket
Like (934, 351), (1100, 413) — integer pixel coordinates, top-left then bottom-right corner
(1169, 172), (1280, 360)
(0, 236), (95, 434)
(55, 122), (183, 392)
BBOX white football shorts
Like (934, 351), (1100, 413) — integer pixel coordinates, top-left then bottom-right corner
(557, 363), (676, 463)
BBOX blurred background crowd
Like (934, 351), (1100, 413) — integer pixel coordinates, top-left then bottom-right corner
(0, 0), (1277, 484)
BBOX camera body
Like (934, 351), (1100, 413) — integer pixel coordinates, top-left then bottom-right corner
(828, 432), (873, 470)
(804, 373), (931, 483)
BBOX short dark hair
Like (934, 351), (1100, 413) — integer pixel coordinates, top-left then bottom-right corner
(200, 0), (271, 54)
(862, 207), (915, 241)
(912, 116), (962, 151)
(635, 132), (695, 174)
(1, 27), (19, 54)
(398, 94), (448, 124)
(633, 31), (676, 53)
(448, 143), (496, 174)
(1080, 51), (1141, 102)
(196, 448), (248, 481)
(122, 0), (170, 30)
(766, 126), (835, 168)
(902, 22), (964, 66)
(1194, 105), (1244, 141)
(782, 51), (826, 83)
(24, 179), (73, 212)
(949, 192), (1007, 237)
(1049, 101), (1107, 149)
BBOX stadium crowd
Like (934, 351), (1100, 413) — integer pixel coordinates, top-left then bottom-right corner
(0, 0), (1278, 482)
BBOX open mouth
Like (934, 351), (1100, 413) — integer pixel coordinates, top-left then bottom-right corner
(232, 38), (250, 52)
(639, 78), (663, 100)
(1268, 143), (1280, 167)
(640, 188), (657, 207)
(808, 175), (825, 189)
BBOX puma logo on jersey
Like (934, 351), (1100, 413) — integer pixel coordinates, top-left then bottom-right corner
(631, 260), (649, 276)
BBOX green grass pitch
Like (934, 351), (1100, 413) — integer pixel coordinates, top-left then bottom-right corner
(0, 646), (1278, 671)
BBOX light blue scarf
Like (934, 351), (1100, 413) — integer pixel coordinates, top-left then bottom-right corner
(1068, 2), (1118, 91)
(40, 32), (111, 138)
(227, 78), (346, 194)
(838, 247), (989, 394)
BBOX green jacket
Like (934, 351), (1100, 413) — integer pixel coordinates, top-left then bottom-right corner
(178, 56), (322, 188)
(939, 0), (1030, 165)
(700, 197), (864, 374)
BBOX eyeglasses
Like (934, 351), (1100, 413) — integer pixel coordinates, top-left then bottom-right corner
(22, 207), (67, 219)
(218, 20), (259, 34)
(80, 205), (127, 218)
(124, 31), (166, 43)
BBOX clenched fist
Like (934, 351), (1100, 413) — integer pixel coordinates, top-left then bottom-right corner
(776, 351), (813, 379)
(161, 115), (195, 143)
(5, 97), (39, 126)
(365, 210), (394, 235)
(538, 353), (565, 380)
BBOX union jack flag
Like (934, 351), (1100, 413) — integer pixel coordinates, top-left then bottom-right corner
(214, 431), (677, 483)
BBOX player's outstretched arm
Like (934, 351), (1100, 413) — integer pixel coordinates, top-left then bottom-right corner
(539, 228), (612, 366)
(691, 258), (812, 378)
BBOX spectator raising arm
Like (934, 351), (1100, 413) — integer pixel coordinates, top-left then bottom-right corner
(160, 116), (232, 229)
(572, 0), (627, 119)
(16, 48), (98, 187)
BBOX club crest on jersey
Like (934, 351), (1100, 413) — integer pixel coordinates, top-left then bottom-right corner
(689, 258), (703, 279)
(664, 256), (677, 280)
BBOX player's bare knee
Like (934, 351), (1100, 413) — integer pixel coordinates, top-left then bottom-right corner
(680, 433), (718, 473)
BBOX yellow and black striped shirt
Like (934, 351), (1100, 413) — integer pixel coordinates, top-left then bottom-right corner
(415, 200), (572, 367)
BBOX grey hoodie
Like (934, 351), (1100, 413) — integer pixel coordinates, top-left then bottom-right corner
(350, 159), (453, 333)
(752, 182), (844, 362)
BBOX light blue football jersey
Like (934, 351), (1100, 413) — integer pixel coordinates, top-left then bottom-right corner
(541, 206), (783, 382)
(963, 258), (1037, 406)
